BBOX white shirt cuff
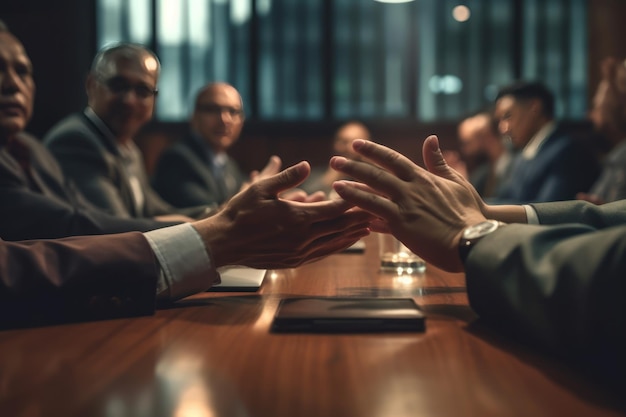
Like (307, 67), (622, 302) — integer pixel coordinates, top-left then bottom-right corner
(144, 223), (219, 301)
(523, 204), (540, 225)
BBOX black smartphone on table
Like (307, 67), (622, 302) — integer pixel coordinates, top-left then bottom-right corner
(271, 297), (426, 333)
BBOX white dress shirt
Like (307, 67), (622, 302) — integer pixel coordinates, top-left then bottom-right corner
(144, 223), (220, 301)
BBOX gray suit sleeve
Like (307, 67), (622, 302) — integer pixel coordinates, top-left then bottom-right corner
(465, 222), (626, 378)
(47, 134), (133, 217)
(531, 200), (626, 228)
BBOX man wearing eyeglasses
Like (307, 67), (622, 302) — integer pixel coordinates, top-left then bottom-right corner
(43, 43), (206, 220)
(152, 83), (253, 208)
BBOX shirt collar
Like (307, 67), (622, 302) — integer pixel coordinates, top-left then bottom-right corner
(494, 151), (512, 177)
(521, 121), (556, 159)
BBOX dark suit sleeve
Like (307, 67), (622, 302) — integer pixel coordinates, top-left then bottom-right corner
(0, 139), (179, 240)
(0, 185), (178, 241)
(465, 222), (626, 379)
(0, 232), (159, 328)
(153, 148), (222, 207)
(142, 183), (210, 219)
(531, 199), (626, 228)
(46, 131), (135, 217)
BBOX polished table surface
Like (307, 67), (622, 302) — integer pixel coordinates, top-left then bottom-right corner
(1, 235), (625, 417)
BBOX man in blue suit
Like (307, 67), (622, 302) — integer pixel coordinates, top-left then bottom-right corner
(492, 81), (599, 203)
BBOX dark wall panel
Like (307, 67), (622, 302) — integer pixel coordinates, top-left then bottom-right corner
(2, 0), (96, 137)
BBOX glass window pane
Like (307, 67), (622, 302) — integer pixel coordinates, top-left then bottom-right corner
(257, 0), (323, 119)
(97, 0), (587, 122)
(333, 0), (411, 118)
(153, 0), (252, 120)
(97, 0), (152, 47)
(417, 0), (514, 121)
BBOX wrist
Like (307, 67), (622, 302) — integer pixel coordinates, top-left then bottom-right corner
(458, 220), (507, 265)
(483, 204), (527, 224)
(192, 213), (234, 268)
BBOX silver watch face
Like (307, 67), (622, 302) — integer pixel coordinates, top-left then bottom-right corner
(463, 220), (500, 240)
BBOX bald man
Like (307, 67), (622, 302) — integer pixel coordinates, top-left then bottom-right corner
(153, 82), (258, 208)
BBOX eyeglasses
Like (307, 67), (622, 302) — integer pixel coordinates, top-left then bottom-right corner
(196, 103), (244, 119)
(99, 76), (158, 99)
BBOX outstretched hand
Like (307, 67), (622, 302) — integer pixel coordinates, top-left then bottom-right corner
(194, 160), (372, 269)
(242, 155), (283, 193)
(330, 136), (486, 272)
(245, 155), (326, 203)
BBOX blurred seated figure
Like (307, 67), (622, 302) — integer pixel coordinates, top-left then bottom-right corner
(578, 57), (626, 204)
(153, 82), (257, 208)
(0, 21), (185, 241)
(299, 120), (372, 197)
(444, 110), (513, 198)
(491, 81), (600, 204)
(44, 43), (206, 220)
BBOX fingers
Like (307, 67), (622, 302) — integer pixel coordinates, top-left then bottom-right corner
(256, 161), (311, 196)
(259, 155), (282, 177)
(350, 139), (420, 181)
(337, 180), (385, 197)
(250, 155), (283, 184)
(422, 135), (450, 177)
(422, 135), (471, 185)
(297, 228), (371, 266)
(288, 197), (357, 222)
(280, 189), (308, 202)
(332, 180), (398, 223)
(244, 226), (370, 269)
(368, 218), (390, 234)
(304, 191), (327, 202)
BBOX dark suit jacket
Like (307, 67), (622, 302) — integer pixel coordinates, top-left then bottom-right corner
(0, 232), (158, 328)
(152, 134), (245, 208)
(466, 200), (626, 381)
(43, 112), (200, 218)
(493, 124), (599, 203)
(0, 133), (176, 241)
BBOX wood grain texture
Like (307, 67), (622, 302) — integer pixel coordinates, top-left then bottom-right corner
(0, 234), (624, 417)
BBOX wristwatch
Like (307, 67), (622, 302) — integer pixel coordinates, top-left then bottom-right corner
(458, 220), (506, 264)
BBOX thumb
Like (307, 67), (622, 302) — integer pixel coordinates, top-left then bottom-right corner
(258, 161), (310, 196)
(422, 135), (463, 182)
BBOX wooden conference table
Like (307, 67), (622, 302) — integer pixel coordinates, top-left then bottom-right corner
(1, 235), (625, 417)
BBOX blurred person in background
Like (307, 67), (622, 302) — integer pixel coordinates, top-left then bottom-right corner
(578, 57), (626, 204)
(153, 82), (284, 208)
(491, 81), (599, 203)
(300, 120), (372, 197)
(444, 110), (513, 198)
